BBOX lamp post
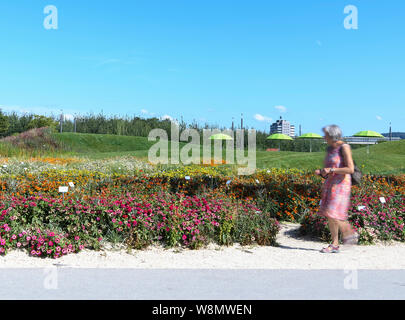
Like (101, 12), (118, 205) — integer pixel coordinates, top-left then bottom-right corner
(60, 109), (63, 133)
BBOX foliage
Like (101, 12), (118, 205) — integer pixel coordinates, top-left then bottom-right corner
(27, 115), (58, 130)
(0, 110), (10, 137)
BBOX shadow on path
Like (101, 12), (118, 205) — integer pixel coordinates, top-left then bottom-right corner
(277, 224), (325, 252)
(276, 244), (320, 252)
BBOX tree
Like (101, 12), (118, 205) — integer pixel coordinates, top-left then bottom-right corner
(27, 115), (58, 130)
(0, 110), (10, 137)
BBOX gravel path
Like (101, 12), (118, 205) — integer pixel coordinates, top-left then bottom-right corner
(1, 223), (405, 269)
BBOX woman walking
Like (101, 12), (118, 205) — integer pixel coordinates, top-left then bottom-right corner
(315, 125), (358, 253)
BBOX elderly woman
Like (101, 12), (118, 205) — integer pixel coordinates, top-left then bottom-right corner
(315, 125), (359, 253)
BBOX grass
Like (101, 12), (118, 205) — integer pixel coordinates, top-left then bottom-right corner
(54, 132), (160, 153)
(55, 133), (405, 175)
(260, 140), (405, 174)
(1, 130), (404, 175)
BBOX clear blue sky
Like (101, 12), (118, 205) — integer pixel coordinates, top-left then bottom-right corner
(0, 0), (404, 136)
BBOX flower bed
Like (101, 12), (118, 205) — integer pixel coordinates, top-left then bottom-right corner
(0, 159), (403, 256)
(0, 190), (280, 258)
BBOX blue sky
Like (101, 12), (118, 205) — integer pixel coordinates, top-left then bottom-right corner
(0, 0), (404, 136)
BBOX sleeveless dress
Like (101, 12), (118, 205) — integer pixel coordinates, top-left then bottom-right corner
(318, 144), (352, 221)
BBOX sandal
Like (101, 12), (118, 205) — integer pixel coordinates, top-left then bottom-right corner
(343, 232), (359, 245)
(320, 244), (340, 253)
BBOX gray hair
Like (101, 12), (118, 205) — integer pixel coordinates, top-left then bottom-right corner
(322, 125), (342, 142)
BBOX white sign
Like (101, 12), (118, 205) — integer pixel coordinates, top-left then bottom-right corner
(379, 197), (386, 204)
(255, 179), (260, 184)
(357, 206), (366, 211)
(226, 180), (232, 185)
(185, 176), (190, 180)
(68, 182), (75, 188)
(58, 186), (68, 193)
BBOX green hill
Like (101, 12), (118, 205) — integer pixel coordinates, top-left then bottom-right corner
(1, 129), (404, 175)
(57, 133), (403, 174)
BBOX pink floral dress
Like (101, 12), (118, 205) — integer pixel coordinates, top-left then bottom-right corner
(318, 144), (352, 221)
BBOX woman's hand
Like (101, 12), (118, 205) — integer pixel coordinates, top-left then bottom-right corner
(322, 168), (332, 176)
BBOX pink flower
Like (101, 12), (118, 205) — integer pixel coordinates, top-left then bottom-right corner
(182, 235), (187, 240)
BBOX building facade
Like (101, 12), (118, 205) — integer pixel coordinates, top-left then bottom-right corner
(344, 136), (401, 145)
(270, 116), (295, 137)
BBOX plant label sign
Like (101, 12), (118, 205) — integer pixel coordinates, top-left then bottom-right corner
(58, 186), (68, 193)
(185, 176), (190, 180)
(379, 197), (386, 204)
(68, 182), (75, 188)
(357, 206), (366, 211)
(226, 180), (232, 185)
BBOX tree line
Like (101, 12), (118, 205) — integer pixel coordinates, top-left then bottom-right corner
(0, 109), (328, 151)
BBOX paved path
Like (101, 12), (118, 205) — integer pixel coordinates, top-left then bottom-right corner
(1, 268), (405, 300)
(2, 223), (405, 299)
(2, 223), (405, 270)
